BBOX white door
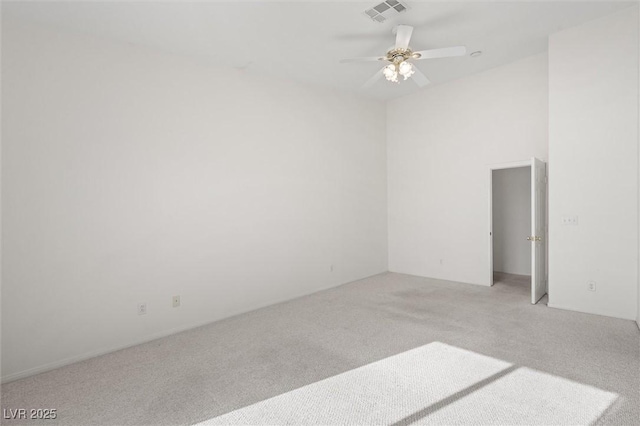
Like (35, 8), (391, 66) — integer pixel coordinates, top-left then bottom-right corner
(530, 157), (547, 304)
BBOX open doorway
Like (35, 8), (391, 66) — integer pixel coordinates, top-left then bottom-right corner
(492, 166), (531, 299)
(489, 159), (547, 304)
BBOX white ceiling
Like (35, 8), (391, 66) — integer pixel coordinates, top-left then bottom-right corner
(3, 1), (635, 100)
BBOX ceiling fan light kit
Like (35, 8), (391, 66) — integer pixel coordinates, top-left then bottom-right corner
(382, 49), (416, 83)
(340, 24), (467, 89)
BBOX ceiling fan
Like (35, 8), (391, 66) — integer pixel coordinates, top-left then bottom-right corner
(340, 25), (466, 89)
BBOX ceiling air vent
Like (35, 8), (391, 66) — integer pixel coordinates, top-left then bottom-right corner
(364, 0), (409, 23)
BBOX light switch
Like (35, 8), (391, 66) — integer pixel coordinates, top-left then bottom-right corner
(561, 216), (578, 226)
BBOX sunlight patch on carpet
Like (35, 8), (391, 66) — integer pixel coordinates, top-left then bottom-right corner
(195, 342), (617, 425)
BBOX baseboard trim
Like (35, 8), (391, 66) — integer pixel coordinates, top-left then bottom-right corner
(1, 318), (225, 384)
(387, 270), (490, 287)
(547, 302), (637, 322)
(2, 272), (388, 384)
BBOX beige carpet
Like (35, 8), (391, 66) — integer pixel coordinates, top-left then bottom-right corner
(2, 272), (639, 425)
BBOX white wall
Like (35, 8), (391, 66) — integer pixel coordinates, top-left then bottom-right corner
(387, 53), (548, 286)
(637, 4), (640, 330)
(0, 4), (3, 383)
(492, 167), (531, 276)
(548, 7), (639, 321)
(1, 21), (388, 381)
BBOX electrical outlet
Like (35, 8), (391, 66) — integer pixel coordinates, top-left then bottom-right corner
(587, 281), (596, 292)
(562, 216), (578, 226)
(440, 259), (444, 266)
(172, 296), (180, 308)
(138, 303), (147, 315)
(330, 264), (334, 272)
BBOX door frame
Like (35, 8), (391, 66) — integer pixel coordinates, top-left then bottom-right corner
(487, 160), (533, 287)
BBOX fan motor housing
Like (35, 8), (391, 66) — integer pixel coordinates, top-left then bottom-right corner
(386, 48), (416, 63)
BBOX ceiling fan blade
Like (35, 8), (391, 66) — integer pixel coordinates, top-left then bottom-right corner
(362, 68), (384, 90)
(340, 56), (385, 64)
(412, 46), (467, 60)
(395, 25), (413, 50)
(411, 67), (430, 88)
